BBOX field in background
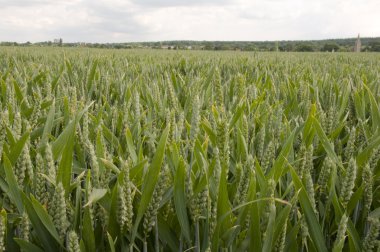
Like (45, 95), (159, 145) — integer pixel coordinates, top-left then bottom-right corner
(0, 47), (379, 251)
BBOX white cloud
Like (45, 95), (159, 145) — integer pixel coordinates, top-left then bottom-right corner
(0, 0), (378, 42)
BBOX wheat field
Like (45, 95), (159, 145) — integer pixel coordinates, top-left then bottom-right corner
(0, 47), (379, 251)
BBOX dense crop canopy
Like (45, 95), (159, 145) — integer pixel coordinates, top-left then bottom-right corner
(0, 48), (379, 251)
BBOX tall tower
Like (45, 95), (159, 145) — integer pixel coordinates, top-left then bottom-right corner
(354, 34), (361, 52)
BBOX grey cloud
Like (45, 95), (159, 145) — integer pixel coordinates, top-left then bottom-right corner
(0, 0), (76, 7)
(72, 1), (154, 40)
(0, 0), (48, 6)
(0, 0), (155, 42)
(0, 0), (378, 42)
(129, 0), (231, 7)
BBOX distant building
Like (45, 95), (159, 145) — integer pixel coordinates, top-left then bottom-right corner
(354, 34), (361, 52)
(161, 45), (175, 49)
(53, 38), (63, 46)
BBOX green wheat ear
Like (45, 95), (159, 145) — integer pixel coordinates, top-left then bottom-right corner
(35, 153), (48, 205)
(67, 230), (80, 252)
(49, 183), (68, 241)
(214, 67), (223, 107)
(332, 214), (348, 252)
(276, 218), (288, 252)
(122, 160), (134, 232)
(362, 164), (373, 212)
(363, 218), (380, 252)
(19, 212), (30, 241)
(340, 158), (357, 207)
(368, 146), (380, 171)
(262, 140), (275, 174)
(189, 95), (200, 150)
(233, 162), (250, 207)
(45, 143), (56, 183)
(13, 111), (22, 138)
(117, 183), (127, 231)
(88, 141), (100, 187)
(0, 112), (7, 160)
(241, 114), (249, 143)
(143, 165), (170, 237)
(0, 210), (6, 251)
(344, 128), (356, 162)
(216, 109), (229, 169)
(256, 126), (266, 164)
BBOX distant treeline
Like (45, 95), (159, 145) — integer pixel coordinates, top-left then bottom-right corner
(1, 37), (380, 51)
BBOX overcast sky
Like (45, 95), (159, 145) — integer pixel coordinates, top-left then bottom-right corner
(0, 0), (379, 42)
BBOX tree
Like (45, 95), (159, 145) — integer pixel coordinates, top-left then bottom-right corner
(368, 41), (380, 52)
(295, 43), (315, 52)
(283, 43), (295, 52)
(322, 42), (340, 52)
(204, 42), (213, 50)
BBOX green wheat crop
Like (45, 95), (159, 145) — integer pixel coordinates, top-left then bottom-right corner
(0, 47), (379, 251)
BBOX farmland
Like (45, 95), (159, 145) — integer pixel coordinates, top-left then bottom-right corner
(0, 47), (379, 251)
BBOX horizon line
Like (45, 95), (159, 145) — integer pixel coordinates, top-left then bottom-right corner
(2, 35), (380, 44)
